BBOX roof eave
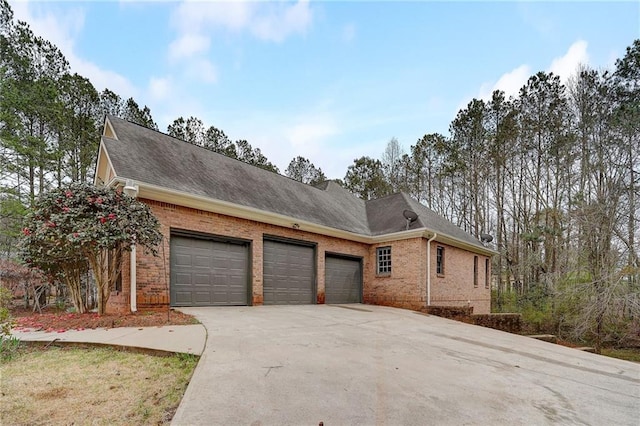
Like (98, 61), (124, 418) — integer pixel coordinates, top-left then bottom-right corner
(105, 177), (497, 255)
(103, 116), (118, 140)
(106, 178), (374, 244)
(433, 233), (497, 256)
(94, 141), (116, 187)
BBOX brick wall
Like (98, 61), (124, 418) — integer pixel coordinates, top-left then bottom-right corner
(364, 238), (426, 310)
(106, 291), (129, 314)
(362, 238), (491, 314)
(106, 251), (131, 314)
(106, 198), (492, 314)
(428, 242), (491, 314)
(122, 199), (370, 310)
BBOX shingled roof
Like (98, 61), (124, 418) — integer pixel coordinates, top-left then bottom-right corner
(99, 116), (488, 252)
(366, 193), (486, 248)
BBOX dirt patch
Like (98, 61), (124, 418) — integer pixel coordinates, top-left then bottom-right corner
(34, 386), (70, 400)
(10, 304), (198, 332)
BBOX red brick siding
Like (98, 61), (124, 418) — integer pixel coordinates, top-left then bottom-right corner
(106, 198), (492, 314)
(429, 242), (491, 314)
(363, 238), (426, 311)
(124, 199), (370, 310)
(106, 291), (129, 314)
(106, 252), (131, 314)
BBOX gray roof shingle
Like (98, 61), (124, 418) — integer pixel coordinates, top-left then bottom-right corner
(365, 193), (483, 247)
(102, 116), (486, 250)
(103, 116), (369, 234)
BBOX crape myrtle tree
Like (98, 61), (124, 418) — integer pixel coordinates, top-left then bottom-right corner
(19, 183), (163, 314)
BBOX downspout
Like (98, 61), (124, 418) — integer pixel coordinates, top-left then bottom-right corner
(123, 180), (139, 312)
(130, 247), (137, 312)
(426, 232), (437, 307)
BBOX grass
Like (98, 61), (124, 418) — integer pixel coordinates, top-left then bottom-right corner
(0, 345), (198, 425)
(601, 348), (640, 363)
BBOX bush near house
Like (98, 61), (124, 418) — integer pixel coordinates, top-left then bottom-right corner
(19, 183), (163, 315)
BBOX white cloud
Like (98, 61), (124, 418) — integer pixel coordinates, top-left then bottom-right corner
(75, 61), (136, 98)
(171, 0), (312, 42)
(168, 33), (210, 61)
(548, 40), (589, 83)
(251, 0), (313, 42)
(456, 64), (531, 112)
(10, 1), (84, 49)
(148, 76), (171, 101)
(165, 1), (314, 87)
(285, 120), (338, 154)
(478, 64), (532, 101)
(171, 1), (252, 34)
(464, 40), (591, 111)
(217, 110), (343, 177)
(10, 1), (137, 97)
(186, 59), (217, 84)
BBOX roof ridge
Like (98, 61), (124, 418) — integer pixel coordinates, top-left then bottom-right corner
(365, 191), (403, 204)
(107, 114), (156, 132)
(396, 192), (422, 228)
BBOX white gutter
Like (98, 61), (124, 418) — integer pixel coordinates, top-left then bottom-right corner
(426, 232), (437, 306)
(106, 177), (430, 245)
(104, 176), (496, 256)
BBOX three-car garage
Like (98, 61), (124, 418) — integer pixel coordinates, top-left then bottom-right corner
(169, 232), (362, 307)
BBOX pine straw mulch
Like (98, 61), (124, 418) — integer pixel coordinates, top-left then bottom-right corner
(10, 304), (198, 333)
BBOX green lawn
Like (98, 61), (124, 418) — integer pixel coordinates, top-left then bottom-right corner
(601, 348), (640, 363)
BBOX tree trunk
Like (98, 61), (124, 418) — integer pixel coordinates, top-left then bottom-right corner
(88, 247), (123, 315)
(66, 265), (87, 313)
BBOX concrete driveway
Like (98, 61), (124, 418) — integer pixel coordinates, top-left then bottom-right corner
(172, 305), (639, 425)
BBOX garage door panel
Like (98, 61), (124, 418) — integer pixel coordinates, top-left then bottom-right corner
(263, 240), (314, 305)
(173, 291), (192, 304)
(193, 274), (211, 286)
(325, 256), (361, 304)
(174, 254), (192, 266)
(193, 255), (211, 267)
(174, 272), (193, 286)
(170, 235), (249, 307)
(194, 291), (212, 303)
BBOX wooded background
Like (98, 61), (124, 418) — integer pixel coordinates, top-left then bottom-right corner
(1, 1), (638, 349)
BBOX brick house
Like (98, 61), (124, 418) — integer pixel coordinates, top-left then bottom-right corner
(95, 116), (495, 314)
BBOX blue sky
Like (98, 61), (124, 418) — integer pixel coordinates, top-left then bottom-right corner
(9, 1), (640, 178)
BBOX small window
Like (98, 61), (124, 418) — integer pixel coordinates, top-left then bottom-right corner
(436, 246), (445, 275)
(485, 258), (490, 289)
(376, 246), (392, 275)
(473, 256), (478, 287)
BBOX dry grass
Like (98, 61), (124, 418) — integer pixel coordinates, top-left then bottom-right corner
(601, 347), (640, 363)
(0, 345), (198, 425)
